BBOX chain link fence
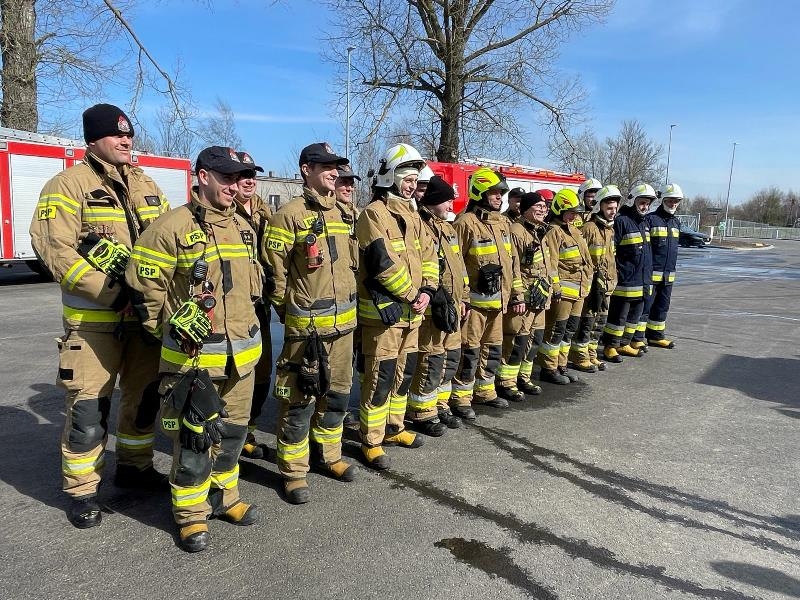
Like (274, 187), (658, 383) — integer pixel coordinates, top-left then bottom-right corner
(721, 219), (800, 240)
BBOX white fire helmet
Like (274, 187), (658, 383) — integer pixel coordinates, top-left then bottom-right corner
(375, 143), (426, 189)
(590, 185), (622, 215)
(651, 183), (684, 214)
(417, 165), (434, 184)
(578, 178), (603, 202)
(625, 183), (657, 213)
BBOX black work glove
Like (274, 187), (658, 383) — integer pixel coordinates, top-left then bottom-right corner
(366, 280), (402, 326)
(588, 275), (606, 313)
(179, 369), (228, 453)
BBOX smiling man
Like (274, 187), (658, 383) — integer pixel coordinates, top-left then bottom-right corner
(29, 103), (171, 530)
(126, 146), (263, 552)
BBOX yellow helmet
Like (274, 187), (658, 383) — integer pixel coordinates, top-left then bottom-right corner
(550, 188), (583, 216)
(468, 167), (509, 203)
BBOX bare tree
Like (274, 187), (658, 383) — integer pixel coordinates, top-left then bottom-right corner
(324, 0), (612, 163)
(199, 97), (242, 148)
(550, 120), (665, 194)
(1, 0), (191, 134)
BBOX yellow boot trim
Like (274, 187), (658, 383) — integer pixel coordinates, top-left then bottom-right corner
(179, 522), (208, 541)
(284, 479), (308, 494)
(603, 347), (619, 359)
(362, 445), (386, 464)
(325, 459), (354, 479)
(383, 430), (417, 447)
(619, 344), (642, 357)
(649, 338), (675, 348)
(224, 502), (252, 523)
(630, 340), (647, 350)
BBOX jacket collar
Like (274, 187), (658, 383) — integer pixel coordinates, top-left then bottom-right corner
(190, 187), (235, 225)
(304, 186), (337, 210)
(385, 192), (415, 215)
(85, 152), (129, 186)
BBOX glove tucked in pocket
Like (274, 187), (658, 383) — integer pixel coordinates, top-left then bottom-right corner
(298, 330), (331, 401)
(366, 279), (402, 326)
(177, 368), (228, 454)
(527, 276), (551, 310)
(587, 275), (606, 313)
(476, 264), (502, 295)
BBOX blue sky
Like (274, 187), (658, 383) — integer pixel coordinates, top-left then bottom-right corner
(57, 0), (799, 204)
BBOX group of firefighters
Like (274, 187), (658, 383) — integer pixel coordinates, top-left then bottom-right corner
(29, 104), (684, 553)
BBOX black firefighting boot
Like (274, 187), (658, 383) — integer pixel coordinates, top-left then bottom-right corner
(602, 346), (623, 363)
(218, 501), (259, 526)
(496, 384), (525, 403)
(631, 340), (648, 353)
(321, 459), (358, 482)
(619, 344), (644, 357)
(284, 479), (311, 505)
(362, 445), (391, 470)
(540, 368), (570, 385)
(558, 366), (580, 383)
(517, 378), (542, 396)
(240, 432), (266, 460)
(648, 338), (675, 349)
(411, 417), (448, 437)
(179, 523), (210, 553)
(451, 405), (477, 421)
(343, 411), (360, 429)
(113, 465), (169, 490)
(68, 495), (102, 529)
(591, 357), (607, 371)
(438, 409), (463, 429)
(477, 396), (510, 408)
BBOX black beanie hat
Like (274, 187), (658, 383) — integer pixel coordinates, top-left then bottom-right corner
(83, 104), (134, 143)
(519, 191), (545, 214)
(420, 175), (455, 206)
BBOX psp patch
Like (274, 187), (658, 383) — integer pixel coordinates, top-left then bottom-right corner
(137, 263), (160, 279)
(38, 205), (57, 220)
(185, 229), (207, 245)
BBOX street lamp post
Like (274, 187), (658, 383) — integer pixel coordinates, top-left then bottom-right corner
(722, 142), (738, 239)
(665, 124), (677, 184)
(345, 46), (356, 159)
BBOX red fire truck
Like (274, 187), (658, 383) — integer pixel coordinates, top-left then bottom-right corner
(427, 158), (586, 214)
(0, 127), (192, 274)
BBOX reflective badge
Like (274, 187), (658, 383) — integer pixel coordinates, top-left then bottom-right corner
(161, 417), (179, 431)
(185, 229), (207, 245)
(275, 386), (291, 398)
(266, 239), (284, 251)
(137, 263), (160, 279)
(38, 205), (56, 220)
(144, 195), (161, 207)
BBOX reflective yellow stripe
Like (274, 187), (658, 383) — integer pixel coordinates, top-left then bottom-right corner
(589, 245), (605, 257)
(61, 259), (93, 290)
(469, 244), (498, 256)
(559, 246), (580, 260)
(39, 193), (80, 215)
(161, 346), (228, 369)
(389, 394), (408, 415)
(285, 306), (357, 330)
(83, 207), (127, 223)
(652, 273), (663, 282)
(172, 478), (211, 507)
(360, 404), (390, 426)
(619, 233), (643, 246)
(390, 239), (406, 252)
(651, 227), (668, 237)
(63, 306), (124, 323)
(383, 267), (412, 296)
(310, 424), (343, 445)
(115, 433), (155, 448)
(611, 286), (643, 298)
(131, 246), (177, 269)
(62, 454), (104, 476)
(233, 342), (262, 370)
(646, 320), (666, 331)
(267, 226), (295, 244)
(276, 436), (309, 461)
(211, 464), (239, 490)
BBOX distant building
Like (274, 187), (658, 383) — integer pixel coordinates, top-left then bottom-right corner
(255, 171), (304, 210)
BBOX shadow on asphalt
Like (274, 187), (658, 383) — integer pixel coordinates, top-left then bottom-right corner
(383, 465), (760, 600)
(710, 561), (800, 598)
(696, 354), (800, 417)
(474, 426), (800, 555)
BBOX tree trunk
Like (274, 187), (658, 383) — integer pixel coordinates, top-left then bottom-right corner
(0, 0), (38, 131)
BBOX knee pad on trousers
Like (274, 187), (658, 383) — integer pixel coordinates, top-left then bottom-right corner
(443, 348), (461, 382)
(397, 351), (419, 396)
(508, 335), (529, 365)
(317, 390), (349, 429)
(564, 315), (581, 342)
(250, 383), (270, 421)
(456, 347), (480, 382)
(546, 319), (568, 345)
(281, 401), (316, 443)
(573, 316), (594, 345)
(174, 446), (213, 487)
(214, 422), (248, 473)
(134, 381), (161, 430)
(485, 344), (502, 374)
(421, 352), (446, 393)
(67, 396), (111, 452)
(356, 350), (365, 375)
(370, 358), (398, 407)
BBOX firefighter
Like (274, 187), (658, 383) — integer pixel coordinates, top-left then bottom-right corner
(414, 164), (435, 204)
(356, 143), (439, 469)
(567, 178), (604, 371)
(407, 176), (470, 434)
(601, 183), (656, 362)
(537, 189), (593, 384)
(574, 178), (602, 229)
(29, 104), (170, 529)
(450, 168), (526, 419)
(517, 191), (553, 390)
(126, 146), (263, 552)
(262, 143), (360, 504)
(497, 192), (552, 400)
(503, 187), (526, 221)
(233, 151), (273, 460)
(633, 183), (683, 349)
(569, 185), (620, 371)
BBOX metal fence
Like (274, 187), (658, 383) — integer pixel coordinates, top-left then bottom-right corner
(722, 219), (800, 240)
(676, 213), (700, 231)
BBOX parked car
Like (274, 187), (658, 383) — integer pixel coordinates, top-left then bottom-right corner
(678, 223), (711, 247)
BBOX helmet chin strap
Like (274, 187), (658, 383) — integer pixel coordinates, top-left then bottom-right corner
(663, 204), (677, 215)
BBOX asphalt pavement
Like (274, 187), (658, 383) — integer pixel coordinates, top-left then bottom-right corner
(0, 241), (798, 600)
